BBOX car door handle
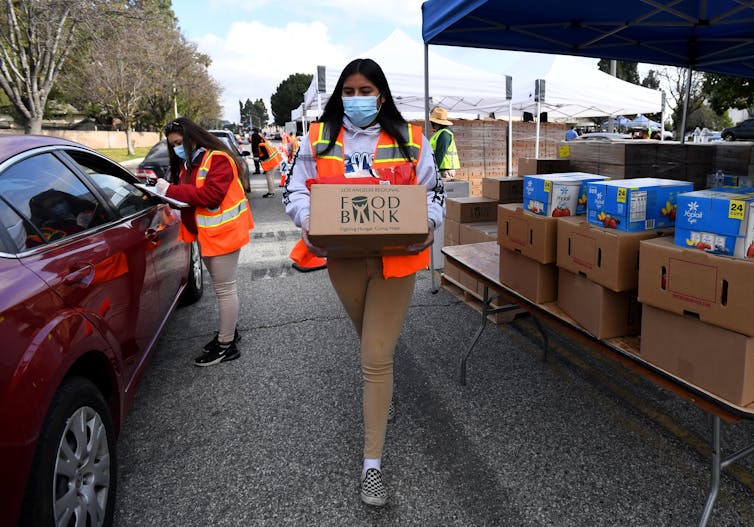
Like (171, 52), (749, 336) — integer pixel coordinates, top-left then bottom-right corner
(64, 264), (95, 286)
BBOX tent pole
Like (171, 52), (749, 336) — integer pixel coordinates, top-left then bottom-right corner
(508, 102), (513, 177)
(680, 68), (692, 144)
(424, 42), (439, 294)
(535, 98), (541, 158)
(504, 75), (512, 177)
(661, 91), (667, 141)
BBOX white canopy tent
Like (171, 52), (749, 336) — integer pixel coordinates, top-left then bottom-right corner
(291, 28), (514, 122)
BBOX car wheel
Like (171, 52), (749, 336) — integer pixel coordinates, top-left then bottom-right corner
(180, 239), (204, 305)
(722, 132), (735, 141)
(21, 377), (116, 527)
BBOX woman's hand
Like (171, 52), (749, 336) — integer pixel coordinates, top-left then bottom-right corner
(301, 217), (327, 257)
(153, 178), (171, 196)
(405, 221), (435, 254)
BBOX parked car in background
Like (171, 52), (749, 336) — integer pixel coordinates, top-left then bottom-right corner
(134, 139), (169, 184)
(0, 135), (203, 527)
(573, 132), (632, 141)
(208, 129), (244, 155)
(721, 119), (754, 141)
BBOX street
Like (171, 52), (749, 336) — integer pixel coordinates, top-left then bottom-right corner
(112, 174), (754, 526)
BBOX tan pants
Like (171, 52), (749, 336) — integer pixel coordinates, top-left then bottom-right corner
(264, 166), (278, 193)
(202, 249), (240, 343)
(327, 256), (416, 459)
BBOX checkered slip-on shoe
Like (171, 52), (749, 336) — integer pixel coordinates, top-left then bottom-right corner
(360, 468), (388, 506)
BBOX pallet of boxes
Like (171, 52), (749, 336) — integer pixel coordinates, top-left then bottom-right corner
(496, 158), (754, 408)
(637, 181), (754, 407)
(441, 176), (527, 323)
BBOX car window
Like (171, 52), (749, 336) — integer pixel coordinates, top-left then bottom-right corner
(145, 140), (168, 160)
(0, 153), (107, 248)
(0, 195), (40, 253)
(65, 150), (156, 217)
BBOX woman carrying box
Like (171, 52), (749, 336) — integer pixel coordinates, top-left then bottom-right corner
(283, 58), (445, 507)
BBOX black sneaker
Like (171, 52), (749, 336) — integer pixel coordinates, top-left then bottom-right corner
(262, 192), (275, 198)
(203, 328), (241, 352)
(194, 341), (240, 367)
(360, 468), (388, 507)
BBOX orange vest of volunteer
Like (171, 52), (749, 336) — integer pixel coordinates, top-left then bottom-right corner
(259, 140), (280, 171)
(308, 121), (429, 279)
(178, 150), (254, 257)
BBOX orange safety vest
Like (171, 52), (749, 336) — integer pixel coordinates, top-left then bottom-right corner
(288, 135), (299, 158)
(178, 150), (254, 256)
(259, 140), (280, 171)
(289, 121), (429, 279)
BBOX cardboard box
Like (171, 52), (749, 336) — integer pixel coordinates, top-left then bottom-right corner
(499, 247), (558, 303)
(674, 188), (754, 258)
(640, 305), (754, 407)
(445, 197), (499, 223)
(309, 184), (428, 256)
(556, 216), (673, 292)
(518, 158), (570, 177)
(443, 218), (460, 246)
(459, 221), (498, 245)
(638, 236), (754, 336)
(482, 176), (524, 202)
(443, 259), (461, 282)
(523, 172), (608, 217)
(556, 269), (641, 339)
(497, 203), (559, 264)
(586, 178), (693, 232)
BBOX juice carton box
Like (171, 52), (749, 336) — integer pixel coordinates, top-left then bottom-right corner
(587, 178), (693, 232)
(674, 188), (754, 258)
(523, 173), (608, 217)
(707, 171), (754, 188)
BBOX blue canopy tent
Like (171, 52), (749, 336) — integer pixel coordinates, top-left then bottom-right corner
(422, 1), (754, 141)
(601, 115), (631, 131)
(626, 114), (661, 131)
(421, 2), (754, 525)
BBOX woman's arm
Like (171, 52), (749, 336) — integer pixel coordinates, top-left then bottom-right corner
(416, 135), (446, 230)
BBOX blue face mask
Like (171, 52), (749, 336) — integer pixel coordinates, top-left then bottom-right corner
(173, 144), (187, 160)
(343, 95), (380, 127)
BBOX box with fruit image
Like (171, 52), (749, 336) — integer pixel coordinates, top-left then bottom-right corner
(587, 178), (693, 232)
(673, 188), (754, 258)
(523, 173), (608, 217)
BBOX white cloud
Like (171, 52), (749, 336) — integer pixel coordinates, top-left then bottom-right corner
(197, 20), (349, 123)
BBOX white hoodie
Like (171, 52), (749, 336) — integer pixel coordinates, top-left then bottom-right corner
(283, 116), (446, 229)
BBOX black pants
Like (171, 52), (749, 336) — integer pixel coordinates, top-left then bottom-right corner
(253, 157), (261, 173)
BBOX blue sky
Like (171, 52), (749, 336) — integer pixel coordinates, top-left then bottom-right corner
(172, 0), (510, 122)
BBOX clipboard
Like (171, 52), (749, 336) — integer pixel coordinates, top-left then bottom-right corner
(135, 183), (190, 208)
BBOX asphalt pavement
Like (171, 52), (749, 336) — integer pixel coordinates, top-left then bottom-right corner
(112, 173), (754, 526)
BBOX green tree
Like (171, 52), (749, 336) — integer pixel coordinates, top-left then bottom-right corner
(597, 59), (640, 84)
(703, 74), (754, 115)
(250, 98), (268, 129)
(270, 73), (312, 126)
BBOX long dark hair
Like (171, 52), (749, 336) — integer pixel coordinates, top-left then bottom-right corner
(163, 117), (244, 183)
(319, 58), (413, 161)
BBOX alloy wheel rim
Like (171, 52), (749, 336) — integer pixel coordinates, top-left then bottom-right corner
(53, 406), (110, 526)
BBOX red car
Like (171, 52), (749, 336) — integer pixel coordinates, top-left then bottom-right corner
(0, 135), (203, 526)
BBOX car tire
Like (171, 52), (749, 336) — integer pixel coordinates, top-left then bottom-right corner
(180, 239), (204, 305)
(722, 132), (735, 141)
(20, 377), (117, 527)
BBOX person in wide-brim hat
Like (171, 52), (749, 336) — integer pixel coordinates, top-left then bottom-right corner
(429, 107), (460, 179)
(429, 106), (453, 126)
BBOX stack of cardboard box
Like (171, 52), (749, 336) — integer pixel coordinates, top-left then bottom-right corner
(443, 177), (523, 298)
(638, 203), (754, 407)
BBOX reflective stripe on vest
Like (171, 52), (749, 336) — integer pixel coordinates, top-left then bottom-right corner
(375, 124), (421, 165)
(430, 128), (460, 169)
(311, 123), (344, 161)
(196, 197), (250, 228)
